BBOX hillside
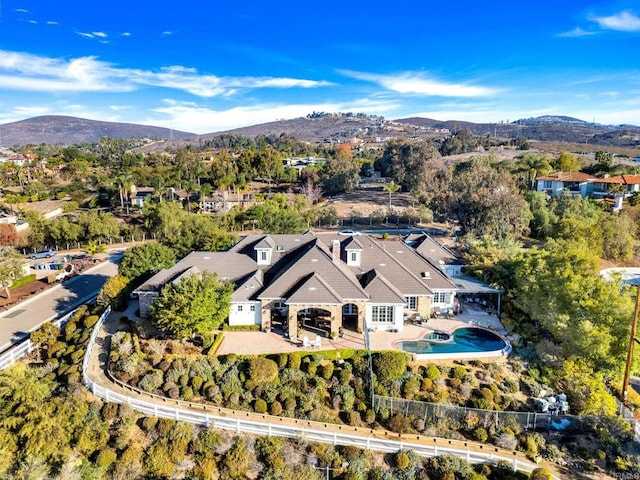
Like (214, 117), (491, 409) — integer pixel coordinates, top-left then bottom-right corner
(3, 114), (640, 151)
(0, 116), (196, 146)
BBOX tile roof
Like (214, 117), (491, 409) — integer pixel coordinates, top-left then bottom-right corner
(536, 172), (595, 182)
(135, 233), (461, 306)
(409, 234), (463, 266)
(258, 238), (368, 300)
(361, 270), (406, 304)
(378, 240), (459, 290)
(285, 273), (343, 305)
(231, 270), (263, 302)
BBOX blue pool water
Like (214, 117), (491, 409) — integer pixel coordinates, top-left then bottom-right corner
(398, 327), (506, 355)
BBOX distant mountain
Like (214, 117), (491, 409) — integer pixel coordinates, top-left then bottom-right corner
(200, 113), (385, 143)
(394, 115), (640, 147)
(515, 115), (589, 125)
(0, 116), (195, 147)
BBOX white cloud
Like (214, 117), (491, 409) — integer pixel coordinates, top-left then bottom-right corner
(590, 10), (640, 31)
(0, 50), (332, 97)
(122, 32), (131, 36)
(558, 27), (597, 37)
(15, 9), (29, 13)
(77, 32), (96, 39)
(47, 21), (59, 25)
(341, 70), (498, 97)
(162, 31), (173, 36)
(92, 32), (108, 38)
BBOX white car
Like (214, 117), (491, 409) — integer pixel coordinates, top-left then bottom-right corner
(338, 229), (361, 236)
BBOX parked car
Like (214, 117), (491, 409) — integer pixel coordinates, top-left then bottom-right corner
(30, 248), (58, 259)
(338, 229), (361, 236)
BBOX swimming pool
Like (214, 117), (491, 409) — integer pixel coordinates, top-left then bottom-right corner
(397, 327), (509, 360)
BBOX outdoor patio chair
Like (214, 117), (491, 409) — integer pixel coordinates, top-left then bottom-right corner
(314, 335), (322, 348)
(302, 336), (311, 348)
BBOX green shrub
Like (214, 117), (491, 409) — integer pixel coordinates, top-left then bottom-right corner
(191, 375), (204, 392)
(208, 332), (224, 356)
(322, 362), (335, 380)
(425, 364), (441, 380)
(307, 362), (318, 376)
(288, 352), (302, 370)
(270, 401), (283, 416)
(101, 402), (119, 421)
(373, 351), (408, 384)
(255, 399), (268, 413)
(247, 357), (279, 384)
(347, 410), (361, 426)
(275, 353), (288, 368)
(157, 418), (176, 435)
(96, 449), (117, 470)
(182, 386), (194, 400)
(421, 378), (433, 391)
(451, 365), (468, 380)
(473, 427), (488, 443)
(365, 409), (376, 424)
(529, 468), (553, 480)
(84, 315), (100, 328)
(141, 416), (158, 431)
(222, 324), (260, 331)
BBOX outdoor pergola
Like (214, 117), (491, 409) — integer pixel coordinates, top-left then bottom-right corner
(451, 275), (503, 316)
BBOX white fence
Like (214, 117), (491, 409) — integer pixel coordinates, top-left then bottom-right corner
(82, 313), (550, 477)
(0, 308), (79, 371)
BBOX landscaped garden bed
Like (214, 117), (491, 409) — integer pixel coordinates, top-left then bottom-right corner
(107, 325), (639, 475)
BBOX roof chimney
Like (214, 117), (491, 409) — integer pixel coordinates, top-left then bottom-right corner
(332, 239), (341, 262)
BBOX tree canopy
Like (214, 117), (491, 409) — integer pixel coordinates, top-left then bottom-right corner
(119, 243), (176, 281)
(150, 271), (233, 339)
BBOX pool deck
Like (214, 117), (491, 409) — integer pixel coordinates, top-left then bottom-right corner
(216, 304), (508, 357)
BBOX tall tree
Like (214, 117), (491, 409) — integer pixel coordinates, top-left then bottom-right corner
(383, 180), (401, 210)
(446, 157), (530, 240)
(150, 271), (233, 339)
(119, 243), (176, 281)
(321, 146), (360, 194)
(0, 246), (25, 299)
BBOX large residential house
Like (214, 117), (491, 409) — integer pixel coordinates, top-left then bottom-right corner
(536, 172), (640, 209)
(134, 233), (461, 339)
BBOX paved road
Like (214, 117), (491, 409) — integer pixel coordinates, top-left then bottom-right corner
(0, 252), (121, 353)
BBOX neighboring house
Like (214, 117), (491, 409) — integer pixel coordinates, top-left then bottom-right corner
(536, 172), (640, 210)
(134, 233), (460, 338)
(131, 187), (155, 208)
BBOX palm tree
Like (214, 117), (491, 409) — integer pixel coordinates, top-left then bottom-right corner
(84, 240), (107, 258)
(383, 180), (401, 210)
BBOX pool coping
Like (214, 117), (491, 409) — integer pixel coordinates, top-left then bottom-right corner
(393, 325), (512, 361)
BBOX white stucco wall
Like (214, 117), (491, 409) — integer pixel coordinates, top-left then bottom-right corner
(229, 302), (262, 326)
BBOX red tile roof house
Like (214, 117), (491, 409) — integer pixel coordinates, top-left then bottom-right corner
(134, 233), (459, 339)
(536, 172), (640, 210)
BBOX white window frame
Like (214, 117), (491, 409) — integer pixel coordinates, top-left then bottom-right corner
(433, 291), (449, 304)
(261, 251), (267, 261)
(543, 180), (552, 189)
(372, 305), (394, 323)
(405, 296), (417, 310)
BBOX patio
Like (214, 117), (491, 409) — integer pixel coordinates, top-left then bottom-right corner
(216, 305), (507, 356)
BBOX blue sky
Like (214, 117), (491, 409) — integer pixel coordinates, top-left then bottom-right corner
(0, 0), (638, 134)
